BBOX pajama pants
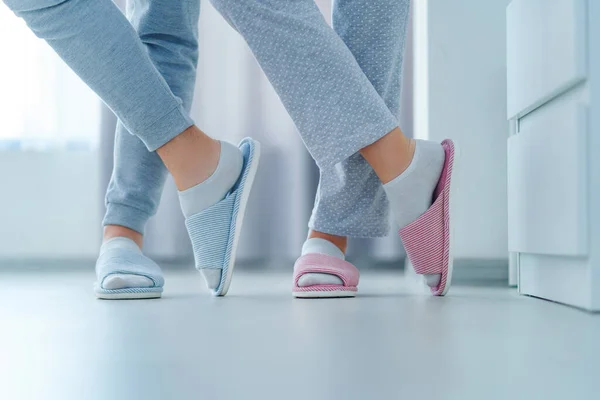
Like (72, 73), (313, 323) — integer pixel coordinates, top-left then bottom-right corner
(4, 0), (409, 238)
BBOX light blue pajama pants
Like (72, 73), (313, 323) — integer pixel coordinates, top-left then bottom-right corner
(103, 0), (201, 232)
(4, 0), (409, 238)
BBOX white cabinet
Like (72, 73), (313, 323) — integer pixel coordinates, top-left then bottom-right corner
(507, 94), (588, 256)
(507, 0), (600, 310)
(506, 0), (587, 118)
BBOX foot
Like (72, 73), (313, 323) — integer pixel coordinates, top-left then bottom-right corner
(101, 226), (153, 290)
(382, 139), (446, 288)
(95, 236), (164, 299)
(102, 273), (153, 290)
(296, 231), (347, 287)
(157, 126), (222, 192)
(293, 252), (359, 298)
(178, 140), (243, 290)
(397, 139), (458, 295)
(155, 127), (259, 295)
(359, 129), (445, 288)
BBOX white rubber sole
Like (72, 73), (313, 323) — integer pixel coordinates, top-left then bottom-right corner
(440, 141), (461, 296)
(95, 291), (162, 300)
(293, 290), (357, 298)
(217, 141), (261, 296)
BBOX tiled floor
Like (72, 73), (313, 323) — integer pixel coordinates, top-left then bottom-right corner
(0, 266), (597, 400)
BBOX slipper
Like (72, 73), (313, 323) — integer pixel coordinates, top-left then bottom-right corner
(399, 139), (459, 296)
(185, 137), (261, 296)
(292, 253), (359, 298)
(94, 251), (164, 300)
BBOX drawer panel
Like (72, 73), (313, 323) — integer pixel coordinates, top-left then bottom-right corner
(507, 0), (586, 119)
(507, 95), (587, 255)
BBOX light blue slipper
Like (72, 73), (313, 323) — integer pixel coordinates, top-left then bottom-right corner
(94, 248), (164, 300)
(185, 137), (261, 296)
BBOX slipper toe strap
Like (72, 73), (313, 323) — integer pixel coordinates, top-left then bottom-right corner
(96, 250), (164, 289)
(185, 193), (237, 271)
(293, 254), (359, 288)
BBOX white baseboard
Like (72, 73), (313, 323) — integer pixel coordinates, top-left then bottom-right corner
(401, 257), (509, 285)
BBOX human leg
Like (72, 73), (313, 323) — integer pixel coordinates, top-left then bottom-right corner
(300, 0), (415, 291)
(309, 0), (411, 241)
(5, 0), (260, 296)
(209, 0), (452, 295)
(99, 0), (201, 295)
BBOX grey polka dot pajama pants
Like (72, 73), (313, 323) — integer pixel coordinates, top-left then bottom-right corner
(211, 0), (410, 238)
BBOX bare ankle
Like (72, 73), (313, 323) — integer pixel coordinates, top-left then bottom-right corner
(360, 127), (415, 184)
(103, 225), (143, 249)
(308, 230), (347, 254)
(156, 125), (221, 191)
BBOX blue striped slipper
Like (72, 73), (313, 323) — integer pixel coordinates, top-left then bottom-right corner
(94, 249), (164, 300)
(185, 137), (261, 296)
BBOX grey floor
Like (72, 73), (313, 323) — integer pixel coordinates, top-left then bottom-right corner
(0, 265), (598, 400)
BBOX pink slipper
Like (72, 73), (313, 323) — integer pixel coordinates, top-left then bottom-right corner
(292, 253), (359, 298)
(399, 139), (459, 296)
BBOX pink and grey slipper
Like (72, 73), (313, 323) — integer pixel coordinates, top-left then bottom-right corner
(292, 253), (359, 298)
(399, 139), (459, 296)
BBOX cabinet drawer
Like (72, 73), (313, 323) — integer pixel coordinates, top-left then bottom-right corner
(507, 0), (586, 119)
(507, 95), (588, 256)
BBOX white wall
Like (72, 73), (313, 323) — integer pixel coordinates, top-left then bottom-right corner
(0, 151), (101, 260)
(413, 0), (510, 259)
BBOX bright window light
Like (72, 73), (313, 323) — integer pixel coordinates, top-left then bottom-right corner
(0, 4), (100, 150)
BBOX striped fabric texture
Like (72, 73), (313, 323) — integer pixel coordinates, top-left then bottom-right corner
(95, 286), (163, 295)
(399, 139), (455, 296)
(185, 195), (236, 271)
(185, 138), (257, 296)
(292, 253), (360, 293)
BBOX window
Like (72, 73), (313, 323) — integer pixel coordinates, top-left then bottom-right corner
(0, 5), (100, 150)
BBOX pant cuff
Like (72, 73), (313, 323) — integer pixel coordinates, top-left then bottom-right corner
(308, 220), (390, 238)
(139, 104), (194, 152)
(103, 202), (153, 235)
